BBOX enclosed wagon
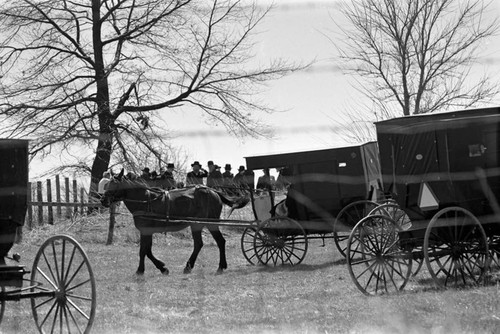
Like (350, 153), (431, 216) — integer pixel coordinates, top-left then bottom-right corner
(346, 107), (500, 295)
(242, 142), (385, 265)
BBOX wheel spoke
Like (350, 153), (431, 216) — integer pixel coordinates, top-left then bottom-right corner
(64, 261), (86, 290)
(49, 303), (60, 334)
(35, 296), (56, 310)
(63, 246), (78, 283)
(64, 303), (84, 334)
(66, 278), (92, 293)
(51, 242), (61, 286)
(67, 298), (91, 321)
(37, 267), (59, 290)
(362, 262), (378, 291)
(42, 251), (59, 287)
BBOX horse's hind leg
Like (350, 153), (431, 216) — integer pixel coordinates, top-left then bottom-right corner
(144, 234), (169, 275)
(184, 226), (203, 274)
(208, 226), (227, 274)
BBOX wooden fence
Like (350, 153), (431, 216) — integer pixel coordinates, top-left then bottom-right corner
(26, 175), (102, 228)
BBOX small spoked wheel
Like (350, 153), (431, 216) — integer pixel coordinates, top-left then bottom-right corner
(253, 217), (308, 266)
(30, 235), (96, 334)
(424, 207), (489, 288)
(347, 215), (412, 296)
(334, 200), (378, 258)
(241, 227), (259, 265)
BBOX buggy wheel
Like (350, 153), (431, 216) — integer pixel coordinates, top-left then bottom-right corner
(368, 203), (420, 276)
(488, 235), (500, 270)
(241, 227), (259, 265)
(30, 235), (96, 334)
(424, 207), (489, 288)
(334, 200), (378, 258)
(368, 203), (412, 231)
(253, 217), (308, 266)
(0, 287), (4, 324)
(347, 215), (412, 296)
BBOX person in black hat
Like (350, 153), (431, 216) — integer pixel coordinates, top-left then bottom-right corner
(162, 163), (176, 189)
(186, 161), (208, 185)
(233, 165), (247, 188)
(206, 161), (223, 188)
(222, 164), (234, 188)
(140, 167), (150, 180)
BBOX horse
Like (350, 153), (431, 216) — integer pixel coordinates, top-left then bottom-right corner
(100, 170), (249, 275)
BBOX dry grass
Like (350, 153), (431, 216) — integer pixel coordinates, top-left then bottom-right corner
(2, 208), (500, 333)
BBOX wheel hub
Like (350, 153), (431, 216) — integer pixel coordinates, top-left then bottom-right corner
(54, 289), (67, 304)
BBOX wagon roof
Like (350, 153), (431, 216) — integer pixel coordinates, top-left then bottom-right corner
(0, 138), (30, 148)
(245, 141), (377, 170)
(375, 107), (500, 134)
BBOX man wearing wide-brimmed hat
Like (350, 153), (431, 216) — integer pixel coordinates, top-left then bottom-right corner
(186, 161), (208, 185)
(222, 164), (234, 187)
(233, 165), (246, 187)
(161, 163), (176, 189)
(206, 160), (223, 188)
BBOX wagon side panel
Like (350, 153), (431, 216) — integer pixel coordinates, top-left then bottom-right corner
(0, 140), (29, 226)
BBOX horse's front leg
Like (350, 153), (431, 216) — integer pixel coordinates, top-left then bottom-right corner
(208, 226), (227, 274)
(137, 233), (147, 275)
(144, 234), (169, 275)
(184, 226), (204, 274)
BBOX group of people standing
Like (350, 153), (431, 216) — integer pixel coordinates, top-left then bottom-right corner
(97, 160), (284, 195)
(139, 163), (178, 189)
(186, 160), (254, 190)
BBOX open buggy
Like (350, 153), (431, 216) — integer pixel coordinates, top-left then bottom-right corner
(346, 107), (500, 295)
(0, 139), (96, 333)
(241, 142), (385, 266)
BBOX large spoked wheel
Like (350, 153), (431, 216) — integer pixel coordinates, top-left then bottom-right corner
(424, 207), (489, 288)
(368, 203), (422, 276)
(241, 227), (259, 265)
(488, 235), (500, 270)
(30, 235), (96, 334)
(334, 200), (378, 258)
(254, 217), (308, 266)
(0, 287), (4, 324)
(347, 215), (412, 296)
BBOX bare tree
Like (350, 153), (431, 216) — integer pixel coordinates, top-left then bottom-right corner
(0, 0), (296, 201)
(331, 0), (499, 140)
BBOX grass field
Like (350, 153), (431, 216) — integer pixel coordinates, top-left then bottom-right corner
(1, 207), (500, 334)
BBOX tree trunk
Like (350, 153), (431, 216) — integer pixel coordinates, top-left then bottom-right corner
(88, 0), (113, 213)
(88, 119), (113, 212)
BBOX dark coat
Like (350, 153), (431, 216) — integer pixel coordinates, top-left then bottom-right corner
(207, 170), (223, 187)
(186, 169), (208, 185)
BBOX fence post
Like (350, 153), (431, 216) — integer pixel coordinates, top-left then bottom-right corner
(106, 203), (116, 245)
(80, 188), (85, 215)
(37, 181), (43, 225)
(55, 175), (62, 218)
(47, 179), (53, 225)
(27, 182), (32, 229)
(65, 177), (71, 218)
(73, 180), (78, 215)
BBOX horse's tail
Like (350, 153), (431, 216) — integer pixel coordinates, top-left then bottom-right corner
(214, 188), (251, 216)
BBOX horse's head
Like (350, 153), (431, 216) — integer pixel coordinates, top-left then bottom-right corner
(100, 169), (147, 207)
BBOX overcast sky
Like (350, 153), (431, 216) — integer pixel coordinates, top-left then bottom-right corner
(166, 0), (500, 177)
(29, 0), (500, 179)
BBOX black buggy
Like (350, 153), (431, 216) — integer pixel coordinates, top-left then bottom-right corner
(241, 142), (385, 266)
(346, 107), (500, 295)
(0, 139), (97, 333)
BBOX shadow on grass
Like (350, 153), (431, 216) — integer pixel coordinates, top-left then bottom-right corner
(252, 261), (335, 273)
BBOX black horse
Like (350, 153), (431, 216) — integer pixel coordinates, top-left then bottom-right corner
(100, 170), (249, 275)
